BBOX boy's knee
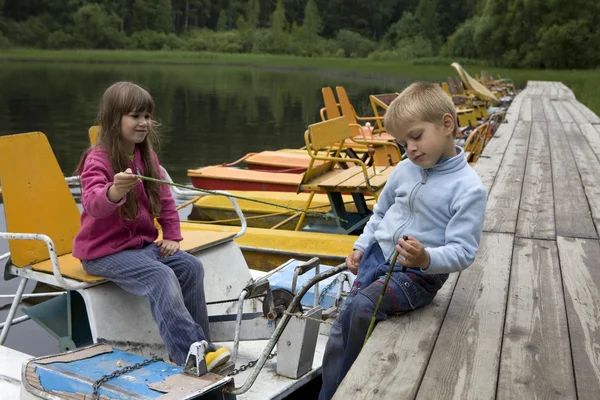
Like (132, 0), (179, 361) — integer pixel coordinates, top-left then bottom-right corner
(346, 292), (377, 324)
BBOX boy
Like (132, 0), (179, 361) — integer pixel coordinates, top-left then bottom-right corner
(318, 82), (487, 399)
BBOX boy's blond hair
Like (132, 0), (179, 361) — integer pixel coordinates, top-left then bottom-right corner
(384, 82), (457, 136)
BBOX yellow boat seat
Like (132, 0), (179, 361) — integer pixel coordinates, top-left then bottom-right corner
(31, 230), (237, 283)
(188, 165), (303, 192)
(0, 132), (237, 285)
(245, 150), (326, 171)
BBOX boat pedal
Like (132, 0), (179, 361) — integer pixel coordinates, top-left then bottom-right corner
(211, 359), (235, 376)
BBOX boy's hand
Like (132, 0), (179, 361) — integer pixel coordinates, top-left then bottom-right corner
(156, 239), (180, 258)
(346, 250), (364, 275)
(395, 236), (430, 270)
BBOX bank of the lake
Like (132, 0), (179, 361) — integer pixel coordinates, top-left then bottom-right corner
(2, 49), (600, 115)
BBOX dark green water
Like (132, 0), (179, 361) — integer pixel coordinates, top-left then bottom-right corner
(0, 61), (415, 182)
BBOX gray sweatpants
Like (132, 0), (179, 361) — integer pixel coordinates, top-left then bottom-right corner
(82, 243), (212, 365)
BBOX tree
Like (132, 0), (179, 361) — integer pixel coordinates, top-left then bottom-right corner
(271, 0), (287, 32)
(415, 0), (440, 51)
(216, 9), (228, 31)
(72, 3), (124, 48)
(247, 0), (260, 28)
(302, 0), (321, 36)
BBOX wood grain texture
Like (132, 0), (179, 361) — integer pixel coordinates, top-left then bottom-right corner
(563, 122), (600, 234)
(515, 121), (554, 239)
(556, 237), (600, 399)
(551, 101), (574, 122)
(474, 121), (517, 194)
(570, 100), (600, 124)
(519, 97), (532, 121)
(561, 100), (589, 124)
(483, 120), (531, 233)
(547, 121), (597, 238)
(531, 96), (546, 122)
(497, 238), (576, 399)
(415, 233), (513, 400)
(333, 273), (459, 399)
(542, 98), (559, 121)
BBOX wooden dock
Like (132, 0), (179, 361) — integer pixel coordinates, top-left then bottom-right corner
(334, 81), (600, 399)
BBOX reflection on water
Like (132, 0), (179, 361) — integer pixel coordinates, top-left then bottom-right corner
(0, 61), (413, 182)
(0, 60), (427, 360)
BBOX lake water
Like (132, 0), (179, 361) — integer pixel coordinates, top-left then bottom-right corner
(0, 59), (436, 366)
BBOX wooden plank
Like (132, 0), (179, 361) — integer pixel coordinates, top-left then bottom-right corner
(579, 123), (600, 161)
(549, 84), (558, 100)
(415, 233), (513, 400)
(333, 273), (459, 399)
(551, 100), (574, 122)
(341, 166), (388, 190)
(515, 121), (554, 239)
(562, 100), (589, 124)
(531, 97), (545, 121)
(497, 238), (576, 399)
(505, 94), (524, 123)
(474, 121), (517, 194)
(316, 165), (363, 189)
(547, 121), (597, 238)
(519, 97), (532, 121)
(360, 166), (394, 190)
(570, 99), (600, 124)
(483, 120), (531, 233)
(556, 237), (600, 399)
(542, 98), (559, 121)
(563, 122), (600, 233)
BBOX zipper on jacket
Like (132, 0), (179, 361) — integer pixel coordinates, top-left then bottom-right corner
(421, 169), (429, 184)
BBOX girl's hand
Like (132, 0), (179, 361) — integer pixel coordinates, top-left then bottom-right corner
(156, 240), (180, 258)
(395, 236), (430, 270)
(108, 168), (140, 202)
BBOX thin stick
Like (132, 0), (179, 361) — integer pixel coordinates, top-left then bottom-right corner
(363, 249), (403, 346)
(175, 195), (203, 211)
(136, 174), (344, 222)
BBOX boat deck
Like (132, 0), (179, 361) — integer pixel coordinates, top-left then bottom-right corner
(335, 81), (600, 399)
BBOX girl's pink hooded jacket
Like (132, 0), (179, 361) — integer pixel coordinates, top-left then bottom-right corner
(72, 146), (182, 261)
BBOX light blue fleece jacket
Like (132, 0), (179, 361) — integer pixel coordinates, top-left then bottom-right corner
(353, 146), (487, 274)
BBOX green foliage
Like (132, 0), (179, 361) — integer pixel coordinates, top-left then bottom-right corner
(0, 0), (599, 69)
(0, 31), (10, 48)
(415, 0), (440, 52)
(444, 17), (479, 59)
(382, 12), (421, 49)
(302, 0), (321, 36)
(128, 30), (185, 50)
(72, 3), (124, 49)
(47, 30), (81, 49)
(537, 20), (599, 69)
(336, 29), (376, 58)
(370, 36), (433, 61)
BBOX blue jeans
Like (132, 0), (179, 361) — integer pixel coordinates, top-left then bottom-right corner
(82, 243), (213, 365)
(319, 243), (448, 400)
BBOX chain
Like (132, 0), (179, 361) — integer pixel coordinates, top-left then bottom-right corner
(317, 278), (340, 306)
(92, 356), (162, 399)
(228, 351), (277, 376)
(284, 311), (333, 325)
(207, 294), (266, 305)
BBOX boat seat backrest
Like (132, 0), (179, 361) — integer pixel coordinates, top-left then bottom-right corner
(0, 132), (81, 267)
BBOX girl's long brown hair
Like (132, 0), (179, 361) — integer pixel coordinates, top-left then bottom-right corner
(78, 82), (163, 221)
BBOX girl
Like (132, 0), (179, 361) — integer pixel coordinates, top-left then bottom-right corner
(73, 81), (230, 369)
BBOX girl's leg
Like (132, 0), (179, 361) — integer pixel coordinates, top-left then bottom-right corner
(82, 246), (207, 365)
(156, 247), (212, 346)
